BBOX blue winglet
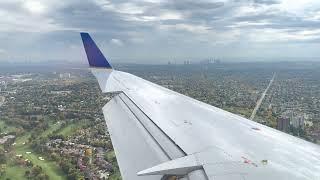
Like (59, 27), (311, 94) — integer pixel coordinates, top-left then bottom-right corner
(80, 32), (112, 68)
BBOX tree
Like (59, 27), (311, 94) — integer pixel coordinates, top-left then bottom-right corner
(31, 165), (42, 177)
(25, 170), (30, 179)
(36, 173), (49, 180)
(0, 150), (6, 164)
(67, 167), (78, 180)
(0, 164), (6, 177)
(59, 160), (70, 173)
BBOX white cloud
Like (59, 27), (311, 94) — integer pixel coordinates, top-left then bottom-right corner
(304, 11), (320, 21)
(175, 24), (209, 34)
(159, 24), (210, 34)
(0, 10), (79, 33)
(0, 49), (6, 54)
(23, 1), (47, 14)
(0, 0), (81, 33)
(96, 1), (146, 15)
(110, 39), (124, 46)
(125, 11), (183, 22)
(129, 37), (145, 43)
(234, 5), (265, 17)
(129, 16), (157, 22)
(192, 29), (242, 45)
(139, 0), (165, 3)
(230, 21), (273, 28)
(276, 0), (320, 15)
(248, 28), (320, 42)
(0, 9), (58, 32)
(158, 11), (183, 20)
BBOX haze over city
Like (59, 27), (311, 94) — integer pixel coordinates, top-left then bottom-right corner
(1, 0), (320, 63)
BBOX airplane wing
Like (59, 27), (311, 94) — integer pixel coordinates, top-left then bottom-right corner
(80, 33), (320, 180)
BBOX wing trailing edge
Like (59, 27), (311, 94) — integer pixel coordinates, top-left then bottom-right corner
(81, 33), (320, 180)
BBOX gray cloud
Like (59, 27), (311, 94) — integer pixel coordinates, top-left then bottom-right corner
(165, 0), (224, 11)
(253, 0), (280, 5)
(0, 0), (319, 63)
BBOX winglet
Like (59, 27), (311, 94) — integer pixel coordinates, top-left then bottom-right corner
(80, 32), (112, 69)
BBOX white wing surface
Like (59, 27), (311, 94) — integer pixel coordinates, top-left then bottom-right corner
(80, 33), (320, 180)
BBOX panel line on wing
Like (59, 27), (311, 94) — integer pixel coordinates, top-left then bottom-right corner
(103, 95), (169, 180)
(118, 93), (186, 159)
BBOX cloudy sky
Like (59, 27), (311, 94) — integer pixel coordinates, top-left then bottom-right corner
(0, 0), (320, 64)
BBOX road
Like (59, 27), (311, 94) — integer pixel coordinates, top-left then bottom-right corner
(250, 73), (276, 120)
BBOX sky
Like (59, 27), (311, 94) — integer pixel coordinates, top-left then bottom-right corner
(0, 0), (320, 64)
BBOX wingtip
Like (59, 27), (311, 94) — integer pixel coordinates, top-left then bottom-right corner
(80, 32), (112, 69)
(80, 32), (90, 38)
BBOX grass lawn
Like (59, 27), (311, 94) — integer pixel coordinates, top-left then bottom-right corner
(41, 121), (63, 137)
(14, 121), (62, 145)
(12, 121), (69, 180)
(15, 145), (66, 180)
(1, 119), (85, 180)
(2, 165), (27, 179)
(56, 123), (81, 137)
(0, 121), (17, 134)
(224, 106), (252, 118)
(15, 133), (30, 145)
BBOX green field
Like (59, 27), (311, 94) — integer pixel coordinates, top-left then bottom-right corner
(40, 121), (63, 137)
(15, 144), (66, 180)
(2, 165), (27, 179)
(224, 106), (252, 118)
(56, 123), (80, 137)
(0, 121), (17, 134)
(0, 120), (68, 180)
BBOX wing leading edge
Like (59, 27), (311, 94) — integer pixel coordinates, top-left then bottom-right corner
(81, 33), (320, 180)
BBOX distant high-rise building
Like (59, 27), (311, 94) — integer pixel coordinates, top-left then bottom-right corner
(59, 73), (71, 79)
(214, 59), (221, 64)
(0, 81), (6, 90)
(291, 115), (305, 129)
(183, 60), (190, 65)
(277, 117), (290, 132)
